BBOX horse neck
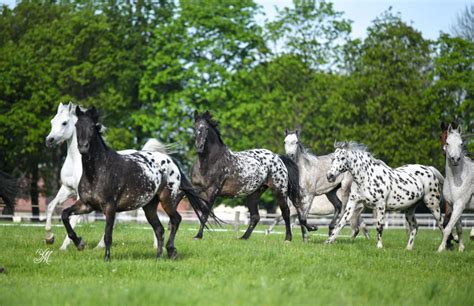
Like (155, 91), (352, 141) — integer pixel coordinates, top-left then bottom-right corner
(347, 151), (372, 184)
(81, 132), (110, 180)
(446, 154), (468, 182)
(66, 129), (82, 165)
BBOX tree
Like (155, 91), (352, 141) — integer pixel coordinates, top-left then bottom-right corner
(451, 4), (474, 43)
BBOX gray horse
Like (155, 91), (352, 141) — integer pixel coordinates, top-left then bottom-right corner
(282, 130), (369, 238)
(438, 125), (474, 252)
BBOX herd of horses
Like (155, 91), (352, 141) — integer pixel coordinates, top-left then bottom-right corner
(1, 102), (473, 261)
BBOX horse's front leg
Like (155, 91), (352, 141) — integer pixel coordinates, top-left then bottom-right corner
(61, 200), (93, 250)
(103, 203), (116, 262)
(438, 200), (465, 252)
(325, 198), (358, 244)
(45, 185), (75, 244)
(241, 187), (267, 240)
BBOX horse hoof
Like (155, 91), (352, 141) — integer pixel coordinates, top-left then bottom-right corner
(193, 236), (202, 240)
(45, 234), (55, 244)
(104, 256), (111, 262)
(76, 238), (86, 251)
(167, 249), (178, 259)
(239, 236), (249, 240)
(309, 226), (318, 232)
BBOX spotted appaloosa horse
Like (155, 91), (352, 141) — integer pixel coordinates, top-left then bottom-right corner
(438, 124), (474, 252)
(283, 130), (369, 239)
(191, 111), (314, 241)
(326, 142), (444, 250)
(64, 107), (215, 261)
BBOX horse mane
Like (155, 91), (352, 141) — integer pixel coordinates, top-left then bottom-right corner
(195, 111), (224, 144)
(335, 141), (368, 152)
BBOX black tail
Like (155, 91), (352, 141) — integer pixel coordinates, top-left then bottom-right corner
(173, 160), (220, 227)
(279, 155), (302, 208)
(0, 171), (18, 216)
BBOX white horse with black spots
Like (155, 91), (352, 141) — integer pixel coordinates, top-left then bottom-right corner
(438, 125), (473, 252)
(326, 142), (444, 250)
(279, 130), (369, 239)
(45, 102), (166, 250)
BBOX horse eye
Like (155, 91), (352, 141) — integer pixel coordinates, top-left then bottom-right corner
(62, 121), (67, 126)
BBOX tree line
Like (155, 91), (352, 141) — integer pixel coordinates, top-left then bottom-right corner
(0, 0), (472, 213)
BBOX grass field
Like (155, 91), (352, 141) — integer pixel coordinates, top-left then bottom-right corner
(0, 222), (473, 306)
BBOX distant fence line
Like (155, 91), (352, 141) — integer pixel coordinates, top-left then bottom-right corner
(2, 210), (474, 230)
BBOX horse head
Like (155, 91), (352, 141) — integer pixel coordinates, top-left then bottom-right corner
(75, 106), (101, 154)
(284, 129), (300, 160)
(46, 102), (77, 147)
(445, 124), (463, 166)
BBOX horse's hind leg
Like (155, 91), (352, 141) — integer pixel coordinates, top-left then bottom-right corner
(265, 214), (283, 235)
(405, 206), (418, 250)
(160, 189), (182, 259)
(241, 187), (267, 240)
(349, 203), (366, 239)
(438, 200), (465, 252)
(143, 197), (165, 258)
(61, 200), (93, 251)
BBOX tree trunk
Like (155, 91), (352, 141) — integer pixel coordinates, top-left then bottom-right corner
(30, 162), (39, 222)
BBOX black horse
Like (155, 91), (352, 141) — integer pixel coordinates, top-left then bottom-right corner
(191, 111), (316, 241)
(63, 107), (215, 261)
(0, 171), (17, 219)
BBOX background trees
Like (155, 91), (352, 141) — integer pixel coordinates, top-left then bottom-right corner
(0, 0), (472, 211)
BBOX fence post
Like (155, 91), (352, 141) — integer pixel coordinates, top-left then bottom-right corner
(234, 211), (240, 232)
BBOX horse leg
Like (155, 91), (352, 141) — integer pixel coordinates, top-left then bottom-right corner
(193, 188), (217, 240)
(59, 215), (83, 251)
(326, 199), (357, 244)
(443, 201), (455, 249)
(405, 206), (418, 250)
(349, 203), (365, 239)
(438, 200), (465, 252)
(455, 219), (464, 252)
(326, 188), (342, 236)
(470, 228), (474, 241)
(375, 204), (386, 249)
(103, 203), (116, 262)
(61, 200), (93, 251)
(265, 214), (283, 235)
(161, 190), (182, 259)
(143, 198), (165, 258)
(95, 214), (118, 249)
(45, 185), (74, 244)
(240, 187), (267, 240)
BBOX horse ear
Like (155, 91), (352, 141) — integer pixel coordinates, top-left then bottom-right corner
(75, 105), (84, 117)
(458, 124), (463, 134)
(285, 128), (289, 135)
(440, 122), (447, 131)
(58, 103), (64, 111)
(86, 107), (99, 123)
(296, 129), (300, 137)
(447, 124), (453, 134)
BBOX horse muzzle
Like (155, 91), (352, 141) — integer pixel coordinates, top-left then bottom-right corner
(45, 136), (59, 148)
(326, 173), (336, 183)
(77, 143), (90, 154)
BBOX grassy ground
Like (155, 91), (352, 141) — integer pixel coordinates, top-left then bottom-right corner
(0, 222), (473, 306)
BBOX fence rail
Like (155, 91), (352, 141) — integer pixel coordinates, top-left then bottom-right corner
(2, 210), (474, 230)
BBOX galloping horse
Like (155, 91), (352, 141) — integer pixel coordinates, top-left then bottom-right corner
(191, 111), (315, 241)
(326, 142), (444, 250)
(64, 107), (214, 260)
(45, 102), (167, 249)
(282, 130), (369, 238)
(438, 124), (474, 252)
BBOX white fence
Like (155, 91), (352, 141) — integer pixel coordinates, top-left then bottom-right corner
(3, 210), (474, 230)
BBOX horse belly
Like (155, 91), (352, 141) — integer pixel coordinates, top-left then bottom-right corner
(309, 195), (335, 215)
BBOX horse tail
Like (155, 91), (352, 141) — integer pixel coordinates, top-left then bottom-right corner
(0, 171), (18, 216)
(141, 139), (178, 154)
(279, 155), (302, 208)
(172, 159), (220, 227)
(428, 166), (444, 186)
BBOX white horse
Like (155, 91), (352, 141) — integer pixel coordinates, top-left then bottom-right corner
(438, 125), (474, 252)
(326, 142), (444, 250)
(45, 102), (165, 250)
(281, 131), (369, 238)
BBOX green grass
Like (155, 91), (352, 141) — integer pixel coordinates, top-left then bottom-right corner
(0, 222), (473, 306)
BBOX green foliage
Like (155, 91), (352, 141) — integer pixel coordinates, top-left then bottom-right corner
(0, 223), (473, 305)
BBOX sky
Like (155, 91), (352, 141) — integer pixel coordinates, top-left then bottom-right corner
(0, 0), (470, 40)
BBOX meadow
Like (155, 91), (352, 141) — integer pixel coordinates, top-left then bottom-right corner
(0, 222), (472, 306)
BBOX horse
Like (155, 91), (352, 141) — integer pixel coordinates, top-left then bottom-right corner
(191, 111), (315, 241)
(326, 141), (444, 250)
(0, 170), (18, 219)
(282, 130), (369, 239)
(65, 106), (214, 261)
(438, 124), (474, 252)
(45, 102), (167, 250)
